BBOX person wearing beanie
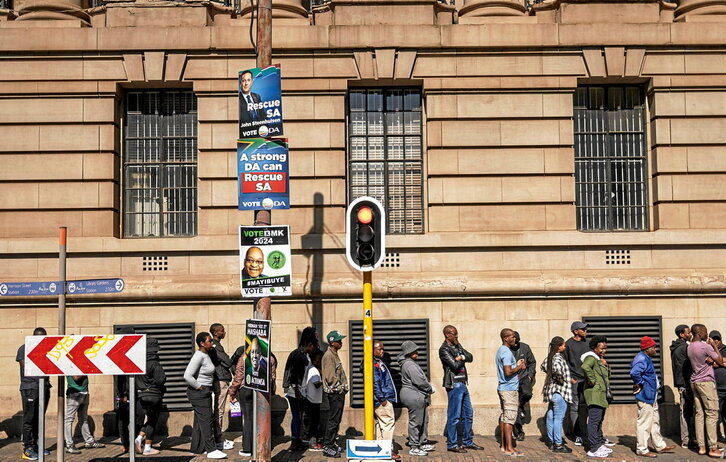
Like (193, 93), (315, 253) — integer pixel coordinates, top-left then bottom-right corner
(670, 324), (695, 448)
(630, 336), (676, 457)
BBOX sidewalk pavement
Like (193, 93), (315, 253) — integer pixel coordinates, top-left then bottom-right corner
(0, 434), (708, 461)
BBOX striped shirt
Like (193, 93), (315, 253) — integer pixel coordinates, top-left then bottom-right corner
(541, 352), (573, 403)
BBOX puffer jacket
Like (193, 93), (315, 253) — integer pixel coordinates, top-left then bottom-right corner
(630, 351), (658, 404)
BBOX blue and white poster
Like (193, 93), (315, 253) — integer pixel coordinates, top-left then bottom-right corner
(237, 138), (290, 210)
(238, 65), (283, 138)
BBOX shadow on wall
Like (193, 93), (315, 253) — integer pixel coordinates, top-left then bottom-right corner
(301, 192), (326, 331)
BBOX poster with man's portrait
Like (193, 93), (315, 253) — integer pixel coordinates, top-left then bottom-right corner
(238, 65), (283, 139)
(244, 319), (271, 393)
(238, 225), (292, 298)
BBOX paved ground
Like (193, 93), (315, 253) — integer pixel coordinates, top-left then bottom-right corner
(0, 434), (713, 461)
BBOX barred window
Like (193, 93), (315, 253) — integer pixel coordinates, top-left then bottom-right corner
(574, 86), (648, 231)
(348, 89), (423, 234)
(123, 90), (197, 238)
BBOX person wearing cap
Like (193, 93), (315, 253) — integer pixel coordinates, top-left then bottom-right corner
(687, 323), (724, 457)
(630, 336), (676, 458)
(322, 330), (349, 458)
(710, 331), (726, 440)
(565, 321), (590, 446)
(398, 340), (435, 457)
(670, 324), (694, 448)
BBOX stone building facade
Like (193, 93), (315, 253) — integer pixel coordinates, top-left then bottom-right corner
(1, 0), (725, 437)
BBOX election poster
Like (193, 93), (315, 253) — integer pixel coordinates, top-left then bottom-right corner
(239, 65), (283, 138)
(237, 138), (290, 210)
(244, 319), (271, 392)
(239, 225), (292, 298)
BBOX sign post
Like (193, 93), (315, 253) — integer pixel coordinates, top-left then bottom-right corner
(57, 227), (67, 462)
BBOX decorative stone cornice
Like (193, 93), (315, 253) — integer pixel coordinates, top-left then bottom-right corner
(530, 0), (678, 23)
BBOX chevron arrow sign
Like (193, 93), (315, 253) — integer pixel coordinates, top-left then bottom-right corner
(25, 334), (146, 376)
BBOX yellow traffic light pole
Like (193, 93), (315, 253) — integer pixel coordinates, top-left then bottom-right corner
(363, 271), (374, 440)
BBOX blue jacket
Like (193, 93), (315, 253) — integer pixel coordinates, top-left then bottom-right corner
(630, 351), (658, 404)
(373, 357), (397, 406)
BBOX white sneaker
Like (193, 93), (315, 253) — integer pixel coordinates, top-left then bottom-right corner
(586, 447), (608, 458)
(238, 450), (252, 457)
(602, 446), (613, 453)
(408, 448), (428, 456)
(223, 440), (234, 450)
(421, 444), (435, 452)
(604, 439), (616, 447)
(575, 437), (584, 446)
(206, 449), (228, 459)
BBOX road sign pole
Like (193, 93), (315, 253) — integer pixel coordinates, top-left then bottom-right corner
(363, 271), (374, 440)
(39, 377), (45, 462)
(129, 376), (136, 462)
(57, 227), (67, 462)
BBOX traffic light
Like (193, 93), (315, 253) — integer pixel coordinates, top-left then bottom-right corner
(346, 197), (386, 271)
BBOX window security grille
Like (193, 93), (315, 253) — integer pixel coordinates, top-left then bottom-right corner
(582, 316), (663, 404)
(574, 86), (648, 231)
(348, 89), (424, 234)
(123, 90), (198, 238)
(348, 319), (429, 407)
(114, 323), (195, 411)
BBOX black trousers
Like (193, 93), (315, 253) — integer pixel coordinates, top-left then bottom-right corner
(514, 377), (534, 432)
(238, 386), (254, 453)
(303, 399), (323, 441)
(138, 394), (163, 441)
(323, 393), (345, 447)
(187, 387), (216, 454)
(20, 388), (49, 450)
(587, 405), (606, 451)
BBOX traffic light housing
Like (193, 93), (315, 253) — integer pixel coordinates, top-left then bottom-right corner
(346, 197), (386, 271)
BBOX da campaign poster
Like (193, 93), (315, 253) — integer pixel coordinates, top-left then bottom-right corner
(237, 138), (290, 210)
(239, 225), (292, 298)
(244, 319), (271, 393)
(239, 65), (283, 138)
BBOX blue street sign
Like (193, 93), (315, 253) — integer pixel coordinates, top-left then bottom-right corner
(66, 278), (124, 294)
(0, 281), (60, 297)
(0, 279), (125, 296)
(346, 440), (392, 460)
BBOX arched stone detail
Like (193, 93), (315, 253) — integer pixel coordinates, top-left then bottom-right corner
(15, 0), (90, 22)
(459, 0), (525, 17)
(240, 0), (307, 18)
(675, 0), (726, 20)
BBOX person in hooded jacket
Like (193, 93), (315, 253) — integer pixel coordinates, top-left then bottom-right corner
(630, 336), (675, 458)
(581, 335), (611, 459)
(133, 337), (166, 455)
(398, 341), (435, 457)
(670, 324), (695, 448)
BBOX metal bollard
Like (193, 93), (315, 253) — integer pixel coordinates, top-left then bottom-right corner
(38, 378), (45, 462)
(129, 376), (136, 462)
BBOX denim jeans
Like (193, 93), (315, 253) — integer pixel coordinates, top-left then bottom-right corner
(445, 382), (473, 448)
(546, 393), (567, 445)
(288, 396), (303, 440)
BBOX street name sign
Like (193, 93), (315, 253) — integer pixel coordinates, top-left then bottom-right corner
(0, 281), (60, 297)
(24, 334), (146, 376)
(1, 279), (125, 296)
(66, 278), (125, 294)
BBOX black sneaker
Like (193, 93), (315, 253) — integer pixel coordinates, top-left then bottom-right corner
(322, 445), (341, 458)
(65, 445), (82, 454)
(553, 444), (573, 453)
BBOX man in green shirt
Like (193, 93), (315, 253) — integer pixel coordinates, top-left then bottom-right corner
(64, 375), (105, 453)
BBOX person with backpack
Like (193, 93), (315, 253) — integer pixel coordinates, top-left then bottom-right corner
(134, 337), (166, 456)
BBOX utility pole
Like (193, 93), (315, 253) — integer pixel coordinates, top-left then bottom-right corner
(57, 227), (67, 462)
(253, 0), (272, 459)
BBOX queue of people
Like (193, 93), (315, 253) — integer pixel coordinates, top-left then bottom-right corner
(16, 320), (726, 460)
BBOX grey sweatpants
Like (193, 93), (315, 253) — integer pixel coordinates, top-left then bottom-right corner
(401, 388), (428, 448)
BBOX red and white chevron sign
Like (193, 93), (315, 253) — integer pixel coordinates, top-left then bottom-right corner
(24, 335), (146, 376)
